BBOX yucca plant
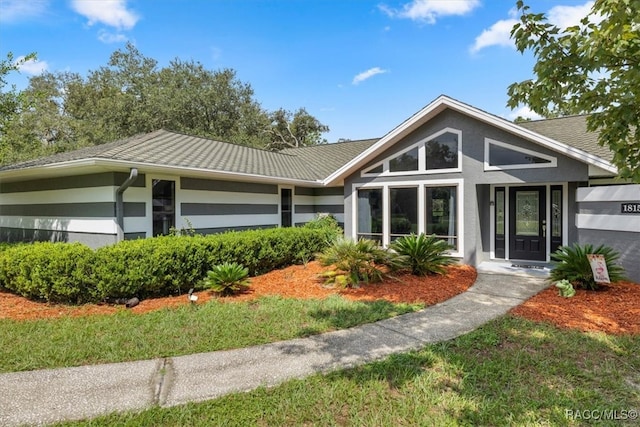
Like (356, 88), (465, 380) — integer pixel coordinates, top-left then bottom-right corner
(549, 243), (626, 290)
(204, 262), (250, 296)
(317, 238), (389, 288)
(390, 233), (455, 276)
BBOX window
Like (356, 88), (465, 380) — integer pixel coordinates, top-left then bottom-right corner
(426, 186), (457, 249)
(485, 139), (557, 170)
(364, 164), (383, 174)
(281, 188), (292, 227)
(390, 147), (418, 172)
(152, 179), (175, 236)
(360, 128), (462, 177)
(426, 132), (459, 170)
(357, 188), (383, 243)
(390, 187), (418, 241)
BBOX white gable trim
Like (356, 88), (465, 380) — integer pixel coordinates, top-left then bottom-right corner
(323, 95), (618, 186)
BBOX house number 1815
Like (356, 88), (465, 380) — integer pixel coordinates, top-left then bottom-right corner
(621, 203), (640, 214)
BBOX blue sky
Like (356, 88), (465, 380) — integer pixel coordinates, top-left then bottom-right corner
(0, 0), (595, 142)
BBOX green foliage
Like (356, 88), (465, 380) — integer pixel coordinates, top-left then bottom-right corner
(0, 242), (96, 303)
(317, 238), (389, 288)
(303, 213), (342, 232)
(204, 262), (250, 296)
(0, 227), (335, 303)
(554, 279), (575, 298)
(390, 233), (455, 276)
(508, 1), (640, 182)
(1, 44), (329, 166)
(549, 243), (626, 290)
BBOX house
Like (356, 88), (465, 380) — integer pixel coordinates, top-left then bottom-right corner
(1, 95), (638, 281)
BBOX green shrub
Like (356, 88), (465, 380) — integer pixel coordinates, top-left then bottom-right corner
(390, 233), (455, 276)
(317, 238), (389, 288)
(549, 243), (626, 290)
(0, 242), (96, 303)
(0, 226), (336, 303)
(555, 279), (576, 298)
(204, 262), (250, 296)
(303, 214), (342, 233)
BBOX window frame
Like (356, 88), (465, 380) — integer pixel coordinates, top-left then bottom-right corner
(484, 138), (557, 171)
(361, 127), (463, 177)
(352, 178), (464, 257)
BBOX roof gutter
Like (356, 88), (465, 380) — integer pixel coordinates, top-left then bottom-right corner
(115, 168), (138, 242)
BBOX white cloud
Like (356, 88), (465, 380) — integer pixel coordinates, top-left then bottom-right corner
(0, 0), (49, 23)
(98, 29), (127, 43)
(15, 56), (48, 75)
(548, 1), (595, 28)
(470, 18), (518, 53)
(380, 0), (480, 23)
(352, 67), (388, 85)
(472, 1), (598, 53)
(507, 106), (544, 121)
(71, 0), (139, 30)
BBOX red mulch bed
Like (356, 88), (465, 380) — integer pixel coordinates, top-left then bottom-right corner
(2, 261), (638, 336)
(510, 281), (640, 335)
(0, 262), (476, 321)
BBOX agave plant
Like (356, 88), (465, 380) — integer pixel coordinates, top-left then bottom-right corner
(549, 243), (626, 290)
(390, 233), (455, 276)
(317, 238), (389, 287)
(204, 262), (250, 296)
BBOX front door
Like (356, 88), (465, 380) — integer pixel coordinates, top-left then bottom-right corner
(509, 186), (546, 261)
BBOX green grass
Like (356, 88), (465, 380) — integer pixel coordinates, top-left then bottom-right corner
(55, 316), (640, 426)
(0, 295), (421, 373)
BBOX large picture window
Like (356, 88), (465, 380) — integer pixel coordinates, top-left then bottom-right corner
(425, 186), (458, 250)
(354, 180), (462, 256)
(390, 187), (418, 241)
(357, 188), (383, 243)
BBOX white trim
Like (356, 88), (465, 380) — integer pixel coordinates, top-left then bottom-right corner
(577, 184), (640, 202)
(484, 138), (557, 171)
(0, 216), (117, 234)
(325, 95), (617, 186)
(351, 178), (464, 257)
(0, 158), (323, 186)
(360, 127), (462, 178)
(576, 213), (640, 233)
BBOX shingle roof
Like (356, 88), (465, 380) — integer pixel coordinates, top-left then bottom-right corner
(0, 130), (378, 182)
(0, 110), (615, 182)
(518, 115), (614, 162)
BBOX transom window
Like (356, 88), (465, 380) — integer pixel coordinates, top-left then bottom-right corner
(484, 139), (557, 170)
(362, 128), (462, 176)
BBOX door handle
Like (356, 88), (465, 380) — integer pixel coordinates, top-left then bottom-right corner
(542, 220), (546, 238)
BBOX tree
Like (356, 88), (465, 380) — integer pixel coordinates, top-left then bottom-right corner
(0, 52), (52, 165)
(507, 0), (640, 181)
(10, 43), (329, 156)
(265, 107), (329, 150)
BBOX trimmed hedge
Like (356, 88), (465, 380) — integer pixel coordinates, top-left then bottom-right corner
(0, 242), (96, 304)
(0, 225), (339, 304)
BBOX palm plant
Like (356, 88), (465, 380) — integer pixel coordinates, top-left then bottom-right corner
(549, 243), (626, 290)
(317, 238), (389, 287)
(204, 262), (250, 296)
(390, 233), (455, 276)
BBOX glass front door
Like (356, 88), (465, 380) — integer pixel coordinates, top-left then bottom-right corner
(508, 186), (546, 261)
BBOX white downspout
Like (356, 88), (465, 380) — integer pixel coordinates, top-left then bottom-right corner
(115, 168), (139, 242)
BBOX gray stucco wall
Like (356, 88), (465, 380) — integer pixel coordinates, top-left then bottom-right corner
(344, 109), (590, 266)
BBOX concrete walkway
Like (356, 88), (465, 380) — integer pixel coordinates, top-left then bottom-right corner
(0, 273), (549, 427)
